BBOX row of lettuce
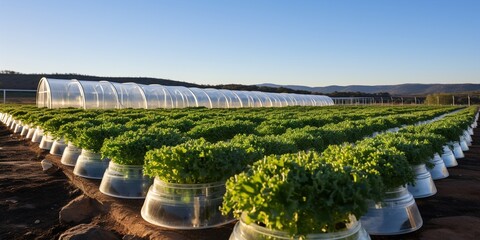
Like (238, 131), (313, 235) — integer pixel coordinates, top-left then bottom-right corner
(0, 104), (477, 238)
(0, 105), (458, 180)
(223, 106), (477, 236)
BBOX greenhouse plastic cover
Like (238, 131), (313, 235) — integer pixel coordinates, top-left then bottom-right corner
(36, 77), (334, 109)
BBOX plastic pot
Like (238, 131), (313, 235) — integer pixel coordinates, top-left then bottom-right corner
(468, 127), (474, 136)
(31, 127), (44, 143)
(231, 214), (370, 240)
(9, 120), (17, 130)
(360, 186), (423, 235)
(5, 115), (13, 127)
(141, 178), (234, 229)
(26, 127), (36, 139)
(13, 123), (23, 134)
(428, 153), (449, 180)
(463, 131), (472, 146)
(20, 125), (30, 137)
(50, 138), (67, 156)
(459, 137), (469, 152)
(39, 134), (54, 150)
(60, 142), (82, 166)
(99, 162), (152, 199)
(452, 142), (465, 159)
(407, 164), (437, 198)
(441, 145), (458, 167)
(73, 149), (109, 179)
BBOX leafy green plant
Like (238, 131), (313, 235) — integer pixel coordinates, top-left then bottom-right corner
(368, 132), (434, 167)
(222, 150), (383, 236)
(75, 122), (127, 152)
(187, 120), (256, 142)
(353, 140), (415, 189)
(144, 138), (253, 184)
(101, 128), (185, 165)
(230, 134), (297, 156)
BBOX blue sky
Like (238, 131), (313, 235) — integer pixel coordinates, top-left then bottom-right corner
(1, 0), (479, 87)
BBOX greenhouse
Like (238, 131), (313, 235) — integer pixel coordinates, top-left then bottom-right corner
(36, 77), (334, 109)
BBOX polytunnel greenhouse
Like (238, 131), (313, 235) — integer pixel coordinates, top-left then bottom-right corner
(36, 77), (334, 109)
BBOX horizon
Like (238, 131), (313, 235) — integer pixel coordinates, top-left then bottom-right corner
(1, 70), (478, 88)
(1, 1), (479, 87)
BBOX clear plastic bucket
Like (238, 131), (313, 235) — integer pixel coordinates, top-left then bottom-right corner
(31, 127), (44, 143)
(26, 127), (36, 139)
(141, 178), (234, 229)
(428, 153), (449, 180)
(13, 123), (23, 134)
(60, 142), (82, 166)
(73, 149), (109, 179)
(230, 214), (370, 240)
(452, 142), (464, 159)
(8, 118), (15, 129)
(9, 121), (16, 130)
(50, 138), (67, 156)
(464, 131), (472, 146)
(360, 186), (423, 235)
(459, 137), (469, 151)
(99, 162), (152, 199)
(5, 115), (13, 127)
(20, 125), (30, 137)
(407, 164), (437, 198)
(39, 134), (54, 150)
(441, 145), (458, 167)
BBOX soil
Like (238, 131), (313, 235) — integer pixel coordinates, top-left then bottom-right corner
(1, 122), (480, 240)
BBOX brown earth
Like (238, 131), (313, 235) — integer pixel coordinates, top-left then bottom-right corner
(1, 122), (480, 240)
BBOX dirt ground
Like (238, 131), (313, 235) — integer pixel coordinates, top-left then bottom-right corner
(1, 122), (480, 240)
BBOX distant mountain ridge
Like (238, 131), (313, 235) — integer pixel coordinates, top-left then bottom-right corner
(258, 83), (480, 96)
(1, 71), (478, 96)
(0, 72), (201, 89)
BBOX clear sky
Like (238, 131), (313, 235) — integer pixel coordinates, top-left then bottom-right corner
(1, 0), (479, 87)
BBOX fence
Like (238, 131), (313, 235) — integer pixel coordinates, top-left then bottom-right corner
(0, 89), (37, 104)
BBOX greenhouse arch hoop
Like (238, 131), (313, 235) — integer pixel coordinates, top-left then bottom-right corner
(36, 77), (334, 109)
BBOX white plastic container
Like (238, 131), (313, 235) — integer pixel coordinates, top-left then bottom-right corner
(50, 138), (67, 156)
(73, 149), (109, 179)
(141, 178), (234, 229)
(20, 125), (30, 137)
(428, 153), (449, 180)
(361, 186), (423, 235)
(459, 136), (469, 152)
(31, 127), (44, 143)
(60, 142), (82, 166)
(39, 134), (54, 150)
(407, 164), (437, 198)
(452, 142), (465, 159)
(99, 162), (152, 199)
(13, 123), (23, 134)
(441, 145), (458, 167)
(231, 214), (370, 240)
(26, 127), (36, 139)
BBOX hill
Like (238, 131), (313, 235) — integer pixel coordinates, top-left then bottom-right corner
(0, 72), (201, 89)
(1, 71), (478, 96)
(0, 72), (313, 95)
(258, 83), (480, 96)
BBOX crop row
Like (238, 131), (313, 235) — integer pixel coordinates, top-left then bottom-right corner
(0, 104), (476, 239)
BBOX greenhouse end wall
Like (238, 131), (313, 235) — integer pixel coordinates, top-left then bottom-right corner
(36, 78), (334, 109)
